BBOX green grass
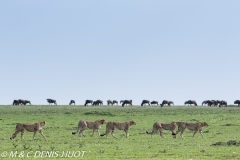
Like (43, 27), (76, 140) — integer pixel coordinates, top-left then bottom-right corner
(1, 105), (240, 159)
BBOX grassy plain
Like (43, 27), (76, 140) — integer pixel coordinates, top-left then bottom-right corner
(1, 105), (240, 160)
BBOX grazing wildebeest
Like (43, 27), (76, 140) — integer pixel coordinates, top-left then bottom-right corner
(18, 99), (24, 105)
(96, 100), (103, 105)
(92, 101), (96, 106)
(47, 99), (57, 105)
(234, 100), (240, 107)
(202, 100), (208, 106)
(107, 100), (113, 105)
(69, 100), (75, 105)
(120, 100), (129, 106)
(208, 100), (214, 106)
(24, 100), (31, 105)
(122, 100), (132, 107)
(18, 99), (31, 105)
(184, 100), (197, 106)
(151, 101), (158, 106)
(160, 100), (174, 107)
(18, 99), (25, 105)
(219, 100), (227, 107)
(212, 100), (221, 107)
(92, 100), (103, 106)
(112, 100), (118, 105)
(141, 100), (150, 106)
(12, 100), (19, 105)
(84, 100), (93, 106)
(202, 100), (213, 106)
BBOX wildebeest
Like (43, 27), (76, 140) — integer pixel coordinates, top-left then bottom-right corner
(120, 100), (130, 106)
(107, 100), (113, 105)
(12, 100), (19, 105)
(47, 99), (57, 105)
(207, 100), (214, 106)
(113, 100), (118, 105)
(18, 99), (31, 105)
(202, 100), (213, 106)
(69, 100), (75, 105)
(92, 101), (97, 106)
(151, 101), (158, 106)
(24, 100), (31, 105)
(160, 100), (174, 107)
(202, 100), (209, 106)
(219, 100), (227, 107)
(234, 100), (240, 107)
(92, 100), (103, 106)
(184, 100), (197, 106)
(18, 99), (24, 105)
(141, 100), (150, 106)
(122, 100), (132, 107)
(84, 100), (93, 106)
(212, 100), (221, 107)
(96, 100), (103, 105)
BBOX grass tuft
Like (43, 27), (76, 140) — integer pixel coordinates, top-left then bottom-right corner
(212, 140), (240, 146)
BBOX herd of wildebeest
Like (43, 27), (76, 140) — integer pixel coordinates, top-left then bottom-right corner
(10, 99), (240, 107)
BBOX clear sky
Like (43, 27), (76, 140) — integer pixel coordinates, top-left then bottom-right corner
(0, 1), (239, 105)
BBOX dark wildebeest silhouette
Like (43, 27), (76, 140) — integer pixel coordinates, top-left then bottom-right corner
(141, 100), (150, 106)
(12, 100), (19, 105)
(107, 100), (113, 105)
(113, 100), (118, 105)
(96, 100), (103, 105)
(234, 100), (240, 107)
(122, 100), (132, 107)
(219, 100), (227, 107)
(202, 100), (213, 106)
(92, 101), (97, 106)
(212, 100), (221, 107)
(24, 100), (31, 105)
(160, 100), (174, 107)
(151, 101), (158, 106)
(184, 100), (197, 106)
(208, 100), (214, 106)
(69, 100), (75, 105)
(18, 99), (31, 105)
(18, 99), (24, 105)
(47, 99), (57, 105)
(84, 100), (93, 106)
(202, 100), (209, 106)
(92, 100), (103, 106)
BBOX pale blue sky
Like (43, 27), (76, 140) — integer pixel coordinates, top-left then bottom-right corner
(0, 1), (239, 105)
